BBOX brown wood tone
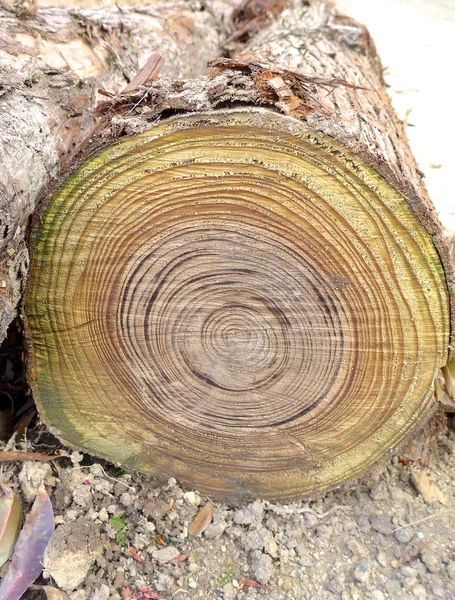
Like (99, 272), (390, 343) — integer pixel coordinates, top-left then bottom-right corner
(0, 1), (227, 341)
(18, 0), (455, 500)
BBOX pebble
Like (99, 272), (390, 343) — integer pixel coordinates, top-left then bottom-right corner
(347, 539), (369, 558)
(242, 528), (269, 551)
(412, 584), (428, 599)
(233, 500), (264, 525)
(18, 462), (51, 502)
(353, 562), (371, 584)
(251, 552), (274, 584)
(420, 550), (440, 572)
(446, 561), (455, 580)
(376, 552), (388, 567)
(120, 492), (133, 507)
(395, 527), (413, 544)
(370, 591), (385, 600)
(184, 491), (198, 505)
(90, 584), (110, 600)
(204, 521), (226, 539)
(370, 515), (393, 535)
(222, 583), (236, 600)
(153, 546), (180, 564)
(303, 512), (319, 528)
(143, 499), (169, 520)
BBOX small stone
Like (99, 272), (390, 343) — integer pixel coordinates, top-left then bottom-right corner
(265, 516), (278, 532)
(411, 584), (427, 599)
(370, 481), (389, 501)
(70, 592), (86, 600)
(303, 512), (319, 528)
(376, 552), (388, 567)
(188, 577), (197, 589)
(204, 521), (226, 539)
(353, 562), (371, 584)
(420, 550), (439, 572)
(395, 528), (413, 544)
(233, 499), (264, 525)
(242, 528), (270, 552)
(400, 565), (419, 579)
(18, 462), (51, 502)
(98, 508), (109, 522)
(43, 519), (103, 591)
(347, 539), (368, 558)
(120, 492), (133, 507)
(251, 552), (274, 585)
(357, 516), (371, 532)
(72, 484), (93, 508)
(328, 573), (346, 594)
(90, 584), (110, 600)
(432, 585), (446, 598)
(183, 491), (197, 505)
(153, 546), (180, 564)
(143, 499), (168, 520)
(265, 536), (279, 558)
(370, 515), (393, 535)
(370, 591), (385, 600)
(155, 573), (174, 593)
(222, 583), (236, 600)
(445, 560), (455, 580)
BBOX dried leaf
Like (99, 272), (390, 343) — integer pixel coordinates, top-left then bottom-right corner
(126, 546), (145, 563)
(0, 490), (54, 600)
(410, 471), (447, 505)
(133, 587), (161, 600)
(0, 484), (22, 567)
(42, 586), (72, 600)
(121, 53), (165, 94)
(188, 501), (213, 536)
(0, 451), (61, 463)
(239, 576), (262, 588)
(172, 553), (190, 563)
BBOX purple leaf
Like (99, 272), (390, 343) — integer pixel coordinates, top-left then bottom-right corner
(0, 490), (54, 600)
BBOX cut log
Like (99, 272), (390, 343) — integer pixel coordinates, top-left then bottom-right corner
(21, 0), (455, 501)
(0, 1), (227, 341)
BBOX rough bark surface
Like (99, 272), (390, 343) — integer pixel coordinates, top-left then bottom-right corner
(0, 0), (227, 341)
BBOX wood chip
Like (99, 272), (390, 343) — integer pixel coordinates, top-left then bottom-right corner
(410, 470), (447, 505)
(188, 501), (213, 536)
(43, 587), (72, 600)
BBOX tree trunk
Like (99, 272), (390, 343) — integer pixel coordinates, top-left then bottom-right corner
(10, 0), (455, 500)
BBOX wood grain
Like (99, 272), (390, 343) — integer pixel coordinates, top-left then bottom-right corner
(25, 109), (449, 500)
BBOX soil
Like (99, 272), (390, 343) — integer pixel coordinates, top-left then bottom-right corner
(1, 418), (455, 600)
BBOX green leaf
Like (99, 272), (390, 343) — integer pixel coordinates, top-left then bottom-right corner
(109, 517), (128, 532)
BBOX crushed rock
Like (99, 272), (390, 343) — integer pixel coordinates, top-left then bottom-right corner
(43, 518), (103, 590)
(1, 429), (454, 600)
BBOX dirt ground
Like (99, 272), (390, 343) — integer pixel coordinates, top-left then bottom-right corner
(1, 419), (455, 600)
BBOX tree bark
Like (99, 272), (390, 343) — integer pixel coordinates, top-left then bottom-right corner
(0, 0), (228, 339)
(11, 0), (455, 500)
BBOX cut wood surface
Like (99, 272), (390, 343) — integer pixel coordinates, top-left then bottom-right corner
(0, 1), (227, 342)
(9, 0), (455, 500)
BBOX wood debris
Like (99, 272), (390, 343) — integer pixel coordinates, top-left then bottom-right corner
(410, 470), (447, 505)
